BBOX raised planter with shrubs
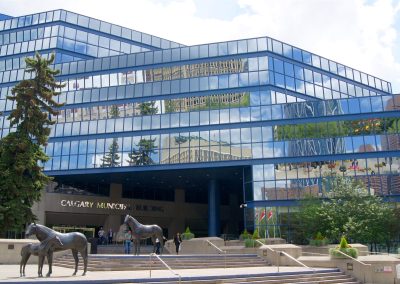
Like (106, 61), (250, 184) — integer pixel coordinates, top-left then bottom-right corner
(181, 227), (195, 240)
(329, 236), (358, 259)
(309, 232), (329, 246)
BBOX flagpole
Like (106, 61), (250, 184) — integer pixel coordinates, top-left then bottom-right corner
(265, 207), (268, 239)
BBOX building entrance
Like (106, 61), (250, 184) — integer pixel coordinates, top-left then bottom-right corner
(53, 226), (95, 239)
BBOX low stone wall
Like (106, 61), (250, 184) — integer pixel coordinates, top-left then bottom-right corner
(165, 237), (225, 255)
(335, 255), (400, 284)
(0, 239), (88, 264)
(258, 244), (302, 266)
(301, 243), (368, 256)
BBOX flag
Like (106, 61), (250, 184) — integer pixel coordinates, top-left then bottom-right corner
(267, 210), (273, 220)
(259, 210), (266, 222)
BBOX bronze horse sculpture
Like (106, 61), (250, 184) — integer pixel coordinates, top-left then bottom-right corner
(20, 235), (63, 277)
(124, 214), (164, 255)
(25, 223), (88, 277)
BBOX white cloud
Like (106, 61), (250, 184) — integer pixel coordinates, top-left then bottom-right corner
(0, 0), (399, 92)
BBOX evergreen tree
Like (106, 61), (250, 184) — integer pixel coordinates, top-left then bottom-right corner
(126, 102), (158, 166)
(127, 138), (157, 166)
(8, 52), (64, 145)
(100, 139), (120, 167)
(100, 105), (120, 167)
(139, 101), (158, 115)
(0, 53), (63, 232)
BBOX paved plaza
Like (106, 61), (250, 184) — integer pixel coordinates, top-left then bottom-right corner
(0, 264), (329, 283)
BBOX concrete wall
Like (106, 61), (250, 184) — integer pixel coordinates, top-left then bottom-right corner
(301, 243), (368, 256)
(165, 237), (225, 254)
(258, 244), (302, 266)
(0, 239), (69, 264)
(334, 255), (400, 284)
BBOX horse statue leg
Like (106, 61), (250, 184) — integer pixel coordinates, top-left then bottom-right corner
(46, 251), (53, 277)
(136, 239), (140, 255)
(151, 236), (156, 254)
(38, 255), (44, 277)
(20, 252), (30, 277)
(71, 249), (79, 276)
(81, 245), (88, 276)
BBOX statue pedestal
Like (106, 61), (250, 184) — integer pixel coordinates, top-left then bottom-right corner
(0, 239), (86, 264)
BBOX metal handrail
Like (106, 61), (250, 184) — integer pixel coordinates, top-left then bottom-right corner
(259, 242), (315, 273)
(332, 249), (372, 283)
(206, 240), (226, 269)
(149, 253), (181, 283)
(301, 251), (330, 256)
(255, 239), (265, 247)
(331, 249), (370, 265)
(280, 250), (314, 271)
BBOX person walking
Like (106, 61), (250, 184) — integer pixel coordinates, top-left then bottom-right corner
(98, 227), (105, 245)
(108, 228), (113, 244)
(173, 232), (182, 255)
(155, 237), (161, 255)
(124, 229), (132, 254)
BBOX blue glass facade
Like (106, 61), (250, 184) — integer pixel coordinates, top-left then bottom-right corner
(1, 9), (399, 239)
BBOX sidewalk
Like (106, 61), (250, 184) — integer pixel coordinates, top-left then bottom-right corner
(0, 264), (330, 283)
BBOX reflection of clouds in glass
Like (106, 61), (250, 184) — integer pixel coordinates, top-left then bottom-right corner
(251, 144), (262, 158)
(264, 164), (275, 179)
(275, 180), (286, 188)
(359, 98), (372, 111)
(262, 143), (273, 158)
(253, 181), (263, 200)
(252, 165), (263, 181)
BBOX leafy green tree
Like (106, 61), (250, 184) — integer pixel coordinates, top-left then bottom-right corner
(297, 176), (396, 247)
(0, 53), (63, 232)
(127, 138), (157, 165)
(101, 105), (120, 167)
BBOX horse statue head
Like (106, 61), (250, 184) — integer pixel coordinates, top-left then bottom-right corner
(123, 214), (131, 225)
(25, 223), (37, 238)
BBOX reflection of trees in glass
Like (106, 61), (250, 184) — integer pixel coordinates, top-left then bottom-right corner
(101, 105), (120, 167)
(109, 104), (120, 118)
(127, 138), (157, 166)
(276, 121), (348, 140)
(278, 101), (346, 157)
(164, 92), (249, 113)
(275, 117), (400, 141)
(100, 139), (120, 167)
(345, 118), (399, 135)
(139, 101), (158, 115)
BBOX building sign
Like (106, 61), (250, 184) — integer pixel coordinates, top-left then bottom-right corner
(61, 200), (128, 210)
(60, 199), (164, 212)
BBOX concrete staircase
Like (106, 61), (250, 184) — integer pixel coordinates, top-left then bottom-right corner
(101, 270), (360, 283)
(53, 254), (269, 271)
(97, 244), (157, 254)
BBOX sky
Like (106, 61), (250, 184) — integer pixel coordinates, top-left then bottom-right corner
(0, 0), (399, 93)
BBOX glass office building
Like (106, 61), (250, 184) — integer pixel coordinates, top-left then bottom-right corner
(0, 10), (399, 240)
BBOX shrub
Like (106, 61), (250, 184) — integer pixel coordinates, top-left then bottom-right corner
(239, 229), (251, 240)
(329, 236), (358, 258)
(181, 227), (194, 240)
(309, 232), (329, 246)
(252, 228), (260, 239)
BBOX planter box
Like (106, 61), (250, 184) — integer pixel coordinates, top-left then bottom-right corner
(329, 247), (358, 259)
